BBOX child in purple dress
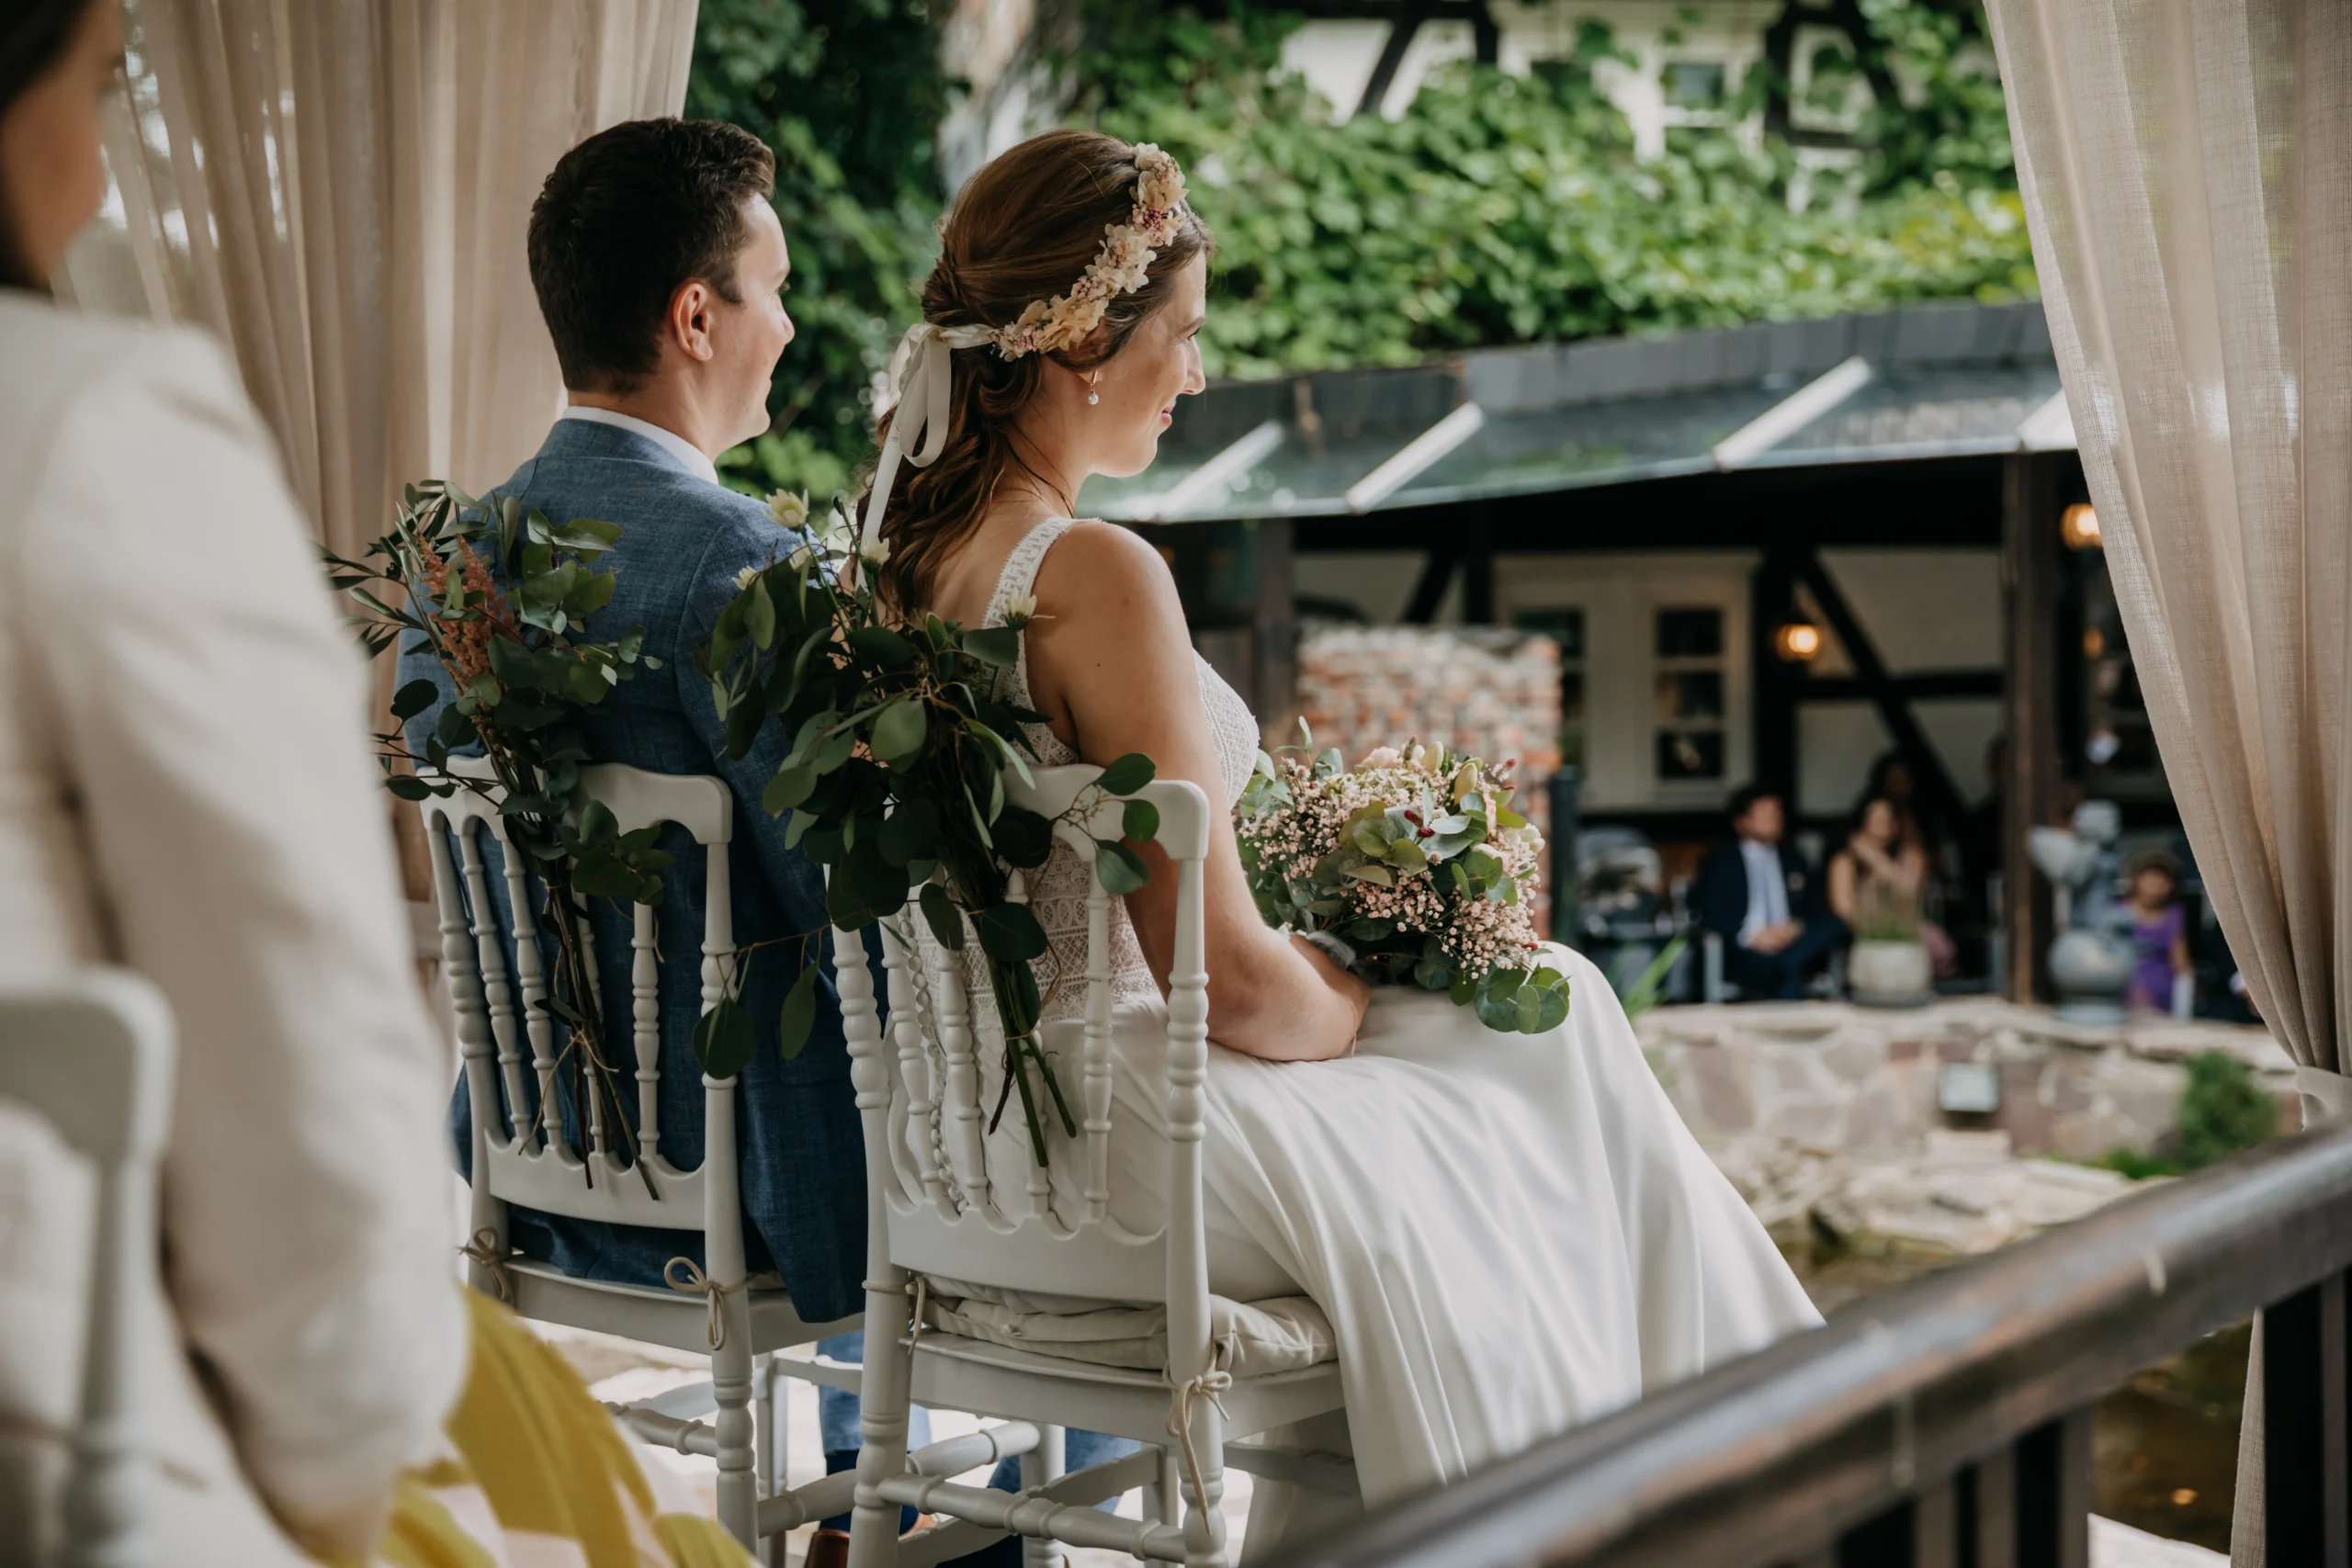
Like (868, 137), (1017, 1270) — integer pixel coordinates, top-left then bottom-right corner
(2126, 850), (2192, 1013)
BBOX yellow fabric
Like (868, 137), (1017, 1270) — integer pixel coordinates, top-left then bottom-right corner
(334, 1290), (751, 1568)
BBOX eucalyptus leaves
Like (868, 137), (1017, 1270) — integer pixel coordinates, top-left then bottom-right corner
(696, 499), (1158, 1165)
(328, 481), (672, 1183)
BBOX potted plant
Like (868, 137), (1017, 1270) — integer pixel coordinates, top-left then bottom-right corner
(1846, 877), (1934, 1007)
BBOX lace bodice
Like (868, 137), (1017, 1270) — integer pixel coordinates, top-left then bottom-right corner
(978, 518), (1260, 1017)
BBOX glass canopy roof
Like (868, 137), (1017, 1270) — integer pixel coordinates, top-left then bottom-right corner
(1078, 301), (2071, 525)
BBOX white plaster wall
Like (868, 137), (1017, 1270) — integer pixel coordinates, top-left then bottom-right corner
(1818, 548), (2002, 673)
(1799, 698), (2005, 817)
(1282, 1), (1782, 152)
(1295, 551), (1461, 626)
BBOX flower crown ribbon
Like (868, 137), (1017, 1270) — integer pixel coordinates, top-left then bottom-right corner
(861, 321), (995, 546)
(859, 146), (1190, 547)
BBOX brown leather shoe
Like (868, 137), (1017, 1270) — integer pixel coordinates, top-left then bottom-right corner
(803, 1529), (850, 1568)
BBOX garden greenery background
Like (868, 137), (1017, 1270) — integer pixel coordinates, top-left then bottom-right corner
(691, 0), (2033, 498)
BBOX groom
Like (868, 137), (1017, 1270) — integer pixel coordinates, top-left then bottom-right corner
(405, 118), (866, 1311)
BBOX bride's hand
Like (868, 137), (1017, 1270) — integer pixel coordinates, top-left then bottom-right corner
(1292, 933), (1374, 1033)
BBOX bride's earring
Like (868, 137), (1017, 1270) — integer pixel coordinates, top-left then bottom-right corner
(1087, 376), (1101, 406)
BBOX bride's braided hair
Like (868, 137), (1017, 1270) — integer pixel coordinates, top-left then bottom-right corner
(861, 130), (1212, 614)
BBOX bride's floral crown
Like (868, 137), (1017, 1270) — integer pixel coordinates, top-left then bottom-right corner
(858, 144), (1192, 544)
(967, 144), (1192, 360)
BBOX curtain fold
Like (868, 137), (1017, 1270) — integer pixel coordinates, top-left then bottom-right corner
(59, 0), (701, 556)
(1984, 3), (2350, 1562)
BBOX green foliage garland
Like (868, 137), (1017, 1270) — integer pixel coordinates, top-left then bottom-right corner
(697, 502), (1159, 1165)
(328, 484), (674, 1181)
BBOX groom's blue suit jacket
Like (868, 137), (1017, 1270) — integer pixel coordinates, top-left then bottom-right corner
(402, 418), (864, 1321)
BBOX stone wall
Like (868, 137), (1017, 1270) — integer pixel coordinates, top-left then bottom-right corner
(1643, 999), (2295, 1281)
(1640, 998), (2294, 1164)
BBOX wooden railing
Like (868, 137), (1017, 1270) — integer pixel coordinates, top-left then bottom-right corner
(1306, 1122), (2352, 1568)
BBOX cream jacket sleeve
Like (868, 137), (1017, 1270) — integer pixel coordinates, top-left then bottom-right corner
(5, 317), (467, 1546)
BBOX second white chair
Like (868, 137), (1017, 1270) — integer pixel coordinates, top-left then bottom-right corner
(838, 767), (1357, 1568)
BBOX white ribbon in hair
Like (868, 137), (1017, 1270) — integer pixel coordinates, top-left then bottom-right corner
(862, 321), (998, 545)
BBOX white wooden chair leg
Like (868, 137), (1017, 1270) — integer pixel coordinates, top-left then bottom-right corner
(1022, 1424), (1067, 1566)
(714, 1324), (759, 1547)
(1142, 1446), (1181, 1526)
(1182, 1402), (1228, 1568)
(846, 1275), (916, 1568)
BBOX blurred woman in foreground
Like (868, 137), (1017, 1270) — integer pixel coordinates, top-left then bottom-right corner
(0, 5), (744, 1563)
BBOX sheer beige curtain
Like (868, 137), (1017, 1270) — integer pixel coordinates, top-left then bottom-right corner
(57, 0), (699, 556)
(1984, 3), (2349, 1562)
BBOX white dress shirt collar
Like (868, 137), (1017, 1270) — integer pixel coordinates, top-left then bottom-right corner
(1737, 835), (1792, 946)
(559, 405), (720, 487)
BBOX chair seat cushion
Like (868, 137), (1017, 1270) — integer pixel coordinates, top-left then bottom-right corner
(921, 1289), (1336, 1379)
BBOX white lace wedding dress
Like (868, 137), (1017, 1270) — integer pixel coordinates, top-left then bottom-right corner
(909, 519), (1823, 1511)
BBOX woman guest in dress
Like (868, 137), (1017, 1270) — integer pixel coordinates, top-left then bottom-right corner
(0, 5), (748, 1562)
(2125, 850), (2193, 1015)
(1828, 795), (1958, 978)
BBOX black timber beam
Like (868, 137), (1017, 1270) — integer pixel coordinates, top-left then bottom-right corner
(1794, 549), (1969, 839)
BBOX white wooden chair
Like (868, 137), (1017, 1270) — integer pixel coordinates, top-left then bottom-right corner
(838, 768), (1355, 1568)
(422, 762), (860, 1554)
(0, 972), (175, 1568)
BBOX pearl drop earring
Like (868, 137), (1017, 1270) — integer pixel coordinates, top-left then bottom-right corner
(1087, 388), (1101, 405)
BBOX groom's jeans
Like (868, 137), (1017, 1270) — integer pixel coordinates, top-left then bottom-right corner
(816, 1329), (1139, 1551)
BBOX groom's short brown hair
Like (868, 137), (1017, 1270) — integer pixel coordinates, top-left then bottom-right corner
(528, 118), (776, 392)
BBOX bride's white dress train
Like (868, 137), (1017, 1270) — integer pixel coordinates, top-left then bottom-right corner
(921, 519), (1823, 1510)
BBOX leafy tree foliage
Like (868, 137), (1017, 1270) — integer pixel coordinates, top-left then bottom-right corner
(686, 0), (948, 499)
(685, 0), (2032, 484)
(1059, 1), (2035, 379)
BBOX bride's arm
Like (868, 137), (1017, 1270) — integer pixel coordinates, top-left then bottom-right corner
(1023, 523), (1369, 1062)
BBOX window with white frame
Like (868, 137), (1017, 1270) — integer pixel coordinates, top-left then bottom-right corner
(1493, 554), (1754, 812)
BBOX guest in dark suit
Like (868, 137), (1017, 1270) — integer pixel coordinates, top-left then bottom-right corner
(1693, 784), (1848, 999)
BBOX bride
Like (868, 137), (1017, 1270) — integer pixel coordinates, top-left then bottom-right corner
(860, 129), (1822, 1517)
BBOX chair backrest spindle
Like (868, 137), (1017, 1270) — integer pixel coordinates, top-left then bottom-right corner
(418, 765), (732, 1238)
(882, 922), (949, 1213)
(632, 903), (662, 1164)
(849, 768), (1213, 1311)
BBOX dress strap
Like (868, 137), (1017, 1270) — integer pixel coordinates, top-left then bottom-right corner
(980, 518), (1080, 761)
(983, 516), (1076, 630)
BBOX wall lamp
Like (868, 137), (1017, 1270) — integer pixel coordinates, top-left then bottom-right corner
(1773, 621), (1824, 662)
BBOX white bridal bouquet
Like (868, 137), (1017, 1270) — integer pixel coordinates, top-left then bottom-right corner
(1236, 730), (1571, 1033)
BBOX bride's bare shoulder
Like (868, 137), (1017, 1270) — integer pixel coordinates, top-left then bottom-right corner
(1032, 519), (1182, 619)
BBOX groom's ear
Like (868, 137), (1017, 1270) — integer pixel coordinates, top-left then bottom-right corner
(666, 278), (719, 366)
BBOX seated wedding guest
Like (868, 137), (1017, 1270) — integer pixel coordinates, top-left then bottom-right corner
(0, 4), (749, 1563)
(1693, 785), (1847, 998)
(404, 118), (1127, 1566)
(1828, 795), (1957, 976)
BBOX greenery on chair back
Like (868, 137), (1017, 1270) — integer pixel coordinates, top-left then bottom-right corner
(697, 501), (1161, 1167)
(328, 484), (674, 1189)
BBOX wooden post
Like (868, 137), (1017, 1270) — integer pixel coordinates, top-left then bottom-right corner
(2264, 1270), (2352, 1567)
(1751, 548), (1800, 807)
(1252, 516), (1295, 731)
(2000, 453), (2064, 1004)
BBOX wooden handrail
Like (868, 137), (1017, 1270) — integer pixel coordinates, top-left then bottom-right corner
(1306, 1122), (2352, 1568)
